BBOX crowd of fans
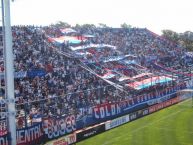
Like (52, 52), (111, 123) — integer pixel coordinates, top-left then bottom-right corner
(0, 25), (190, 131)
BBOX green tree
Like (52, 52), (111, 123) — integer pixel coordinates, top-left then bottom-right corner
(162, 29), (193, 51)
(75, 24), (81, 28)
(52, 21), (71, 28)
(81, 24), (96, 29)
(162, 29), (179, 41)
(120, 23), (132, 29)
(98, 23), (109, 28)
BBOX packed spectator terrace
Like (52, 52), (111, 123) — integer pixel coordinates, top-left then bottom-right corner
(0, 25), (192, 143)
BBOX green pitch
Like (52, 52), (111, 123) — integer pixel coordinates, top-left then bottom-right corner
(78, 99), (193, 145)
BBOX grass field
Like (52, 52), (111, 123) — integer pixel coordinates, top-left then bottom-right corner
(78, 99), (193, 145)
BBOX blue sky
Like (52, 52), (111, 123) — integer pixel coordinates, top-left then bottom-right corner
(9, 0), (193, 34)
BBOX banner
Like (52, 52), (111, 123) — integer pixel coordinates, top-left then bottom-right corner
(0, 123), (43, 145)
(70, 44), (116, 51)
(129, 108), (149, 121)
(149, 97), (180, 113)
(60, 28), (77, 34)
(152, 62), (192, 77)
(43, 115), (76, 140)
(101, 72), (116, 79)
(93, 103), (121, 119)
(147, 93), (176, 105)
(0, 134), (8, 145)
(27, 69), (46, 78)
(0, 95), (188, 145)
(93, 82), (186, 119)
(102, 55), (125, 63)
(126, 76), (173, 90)
(105, 114), (130, 130)
(16, 123), (43, 145)
(15, 71), (27, 79)
(76, 95), (187, 142)
(0, 71), (27, 80)
(45, 133), (76, 145)
(76, 124), (105, 142)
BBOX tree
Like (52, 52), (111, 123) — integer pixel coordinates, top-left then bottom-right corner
(75, 24), (81, 28)
(162, 29), (193, 51)
(98, 23), (109, 28)
(52, 21), (71, 28)
(183, 31), (193, 41)
(120, 23), (132, 29)
(162, 29), (179, 42)
(81, 24), (96, 29)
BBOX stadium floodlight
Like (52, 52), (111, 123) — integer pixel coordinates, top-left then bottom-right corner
(1, 0), (17, 145)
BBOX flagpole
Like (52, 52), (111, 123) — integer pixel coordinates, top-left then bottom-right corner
(3, 0), (17, 144)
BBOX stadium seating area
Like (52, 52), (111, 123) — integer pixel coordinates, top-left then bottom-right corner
(0, 25), (191, 133)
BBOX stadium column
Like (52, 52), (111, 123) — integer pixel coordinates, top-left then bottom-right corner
(3, 0), (17, 145)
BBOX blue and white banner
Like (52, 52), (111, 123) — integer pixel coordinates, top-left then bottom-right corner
(70, 44), (116, 51)
(0, 71), (27, 79)
(60, 28), (77, 34)
(27, 69), (46, 78)
(105, 114), (130, 130)
(93, 83), (186, 119)
(43, 115), (76, 140)
(0, 123), (43, 145)
(15, 71), (27, 79)
(102, 56), (125, 63)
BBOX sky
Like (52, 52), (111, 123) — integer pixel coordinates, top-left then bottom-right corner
(7, 0), (193, 34)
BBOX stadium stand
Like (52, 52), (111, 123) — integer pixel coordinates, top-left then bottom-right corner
(0, 25), (192, 145)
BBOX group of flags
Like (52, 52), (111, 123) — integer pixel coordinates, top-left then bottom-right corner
(126, 76), (173, 90)
(101, 71), (116, 79)
(48, 36), (86, 45)
(47, 28), (174, 91)
(48, 28), (87, 45)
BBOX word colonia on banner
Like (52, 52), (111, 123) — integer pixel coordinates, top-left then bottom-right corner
(43, 115), (76, 140)
(93, 103), (121, 119)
